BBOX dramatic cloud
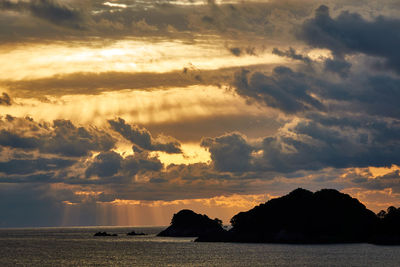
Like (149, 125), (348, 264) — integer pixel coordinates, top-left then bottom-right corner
(260, 115), (400, 172)
(300, 5), (400, 73)
(323, 57), (352, 78)
(201, 133), (253, 172)
(0, 116), (115, 157)
(85, 151), (122, 178)
(202, 113), (400, 174)
(109, 118), (182, 154)
(1, 1), (400, 227)
(233, 62), (400, 119)
(234, 67), (324, 114)
(85, 150), (162, 178)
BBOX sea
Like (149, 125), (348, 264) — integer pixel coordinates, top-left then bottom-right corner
(1, 226), (400, 266)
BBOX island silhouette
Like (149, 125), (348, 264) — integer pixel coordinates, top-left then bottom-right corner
(158, 188), (400, 244)
(127, 230), (146, 236)
(94, 231), (117, 237)
(157, 209), (224, 237)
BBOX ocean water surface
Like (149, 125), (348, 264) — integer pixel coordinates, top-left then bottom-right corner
(0, 227), (399, 266)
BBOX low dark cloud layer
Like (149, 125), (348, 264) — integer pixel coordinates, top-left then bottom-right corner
(0, 157), (76, 175)
(85, 150), (162, 178)
(0, 117), (115, 157)
(0, 69), (226, 97)
(109, 118), (182, 154)
(350, 170), (400, 194)
(202, 113), (400, 174)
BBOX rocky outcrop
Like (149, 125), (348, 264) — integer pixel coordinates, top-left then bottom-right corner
(94, 231), (117, 237)
(157, 209), (225, 237)
(127, 230), (146, 236)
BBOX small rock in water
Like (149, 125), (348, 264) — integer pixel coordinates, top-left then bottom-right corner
(94, 231), (117, 237)
(127, 230), (146, 236)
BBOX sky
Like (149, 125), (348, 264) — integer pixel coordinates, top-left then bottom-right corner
(1, 0), (400, 227)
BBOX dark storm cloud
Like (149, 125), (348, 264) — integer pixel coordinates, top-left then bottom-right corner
(85, 151), (122, 178)
(324, 57), (352, 78)
(201, 113), (400, 174)
(201, 133), (254, 172)
(0, 92), (11, 105)
(234, 63), (400, 119)
(0, 116), (169, 186)
(271, 47), (352, 78)
(0, 116), (116, 157)
(300, 5), (400, 73)
(318, 72), (400, 119)
(109, 118), (182, 154)
(85, 150), (162, 178)
(121, 153), (163, 175)
(45, 119), (115, 157)
(0, 0), (84, 29)
(258, 117), (400, 173)
(0, 157), (75, 175)
(234, 67), (324, 114)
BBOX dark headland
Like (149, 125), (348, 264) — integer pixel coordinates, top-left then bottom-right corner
(158, 188), (400, 245)
(157, 209), (224, 237)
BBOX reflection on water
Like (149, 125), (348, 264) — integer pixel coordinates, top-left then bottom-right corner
(0, 227), (400, 266)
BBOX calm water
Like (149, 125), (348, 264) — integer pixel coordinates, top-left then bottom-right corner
(0, 227), (399, 266)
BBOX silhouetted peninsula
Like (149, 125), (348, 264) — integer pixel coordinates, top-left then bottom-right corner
(198, 188), (379, 243)
(157, 209), (224, 237)
(159, 189), (400, 244)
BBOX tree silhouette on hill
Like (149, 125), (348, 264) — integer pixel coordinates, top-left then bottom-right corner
(227, 188), (379, 243)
